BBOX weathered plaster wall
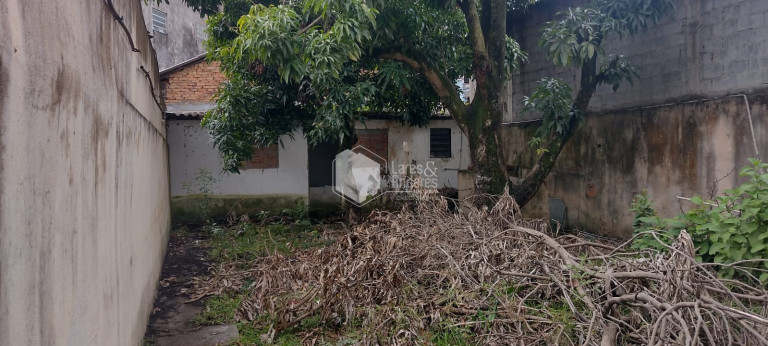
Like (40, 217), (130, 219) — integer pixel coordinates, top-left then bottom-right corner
(0, 0), (170, 345)
(506, 94), (768, 238)
(503, 0), (768, 237)
(358, 119), (472, 189)
(507, 0), (768, 120)
(141, 0), (206, 70)
(167, 120), (308, 220)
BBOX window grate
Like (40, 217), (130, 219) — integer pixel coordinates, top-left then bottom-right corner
(430, 128), (452, 158)
(152, 9), (167, 34)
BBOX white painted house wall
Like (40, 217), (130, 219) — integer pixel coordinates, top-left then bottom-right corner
(356, 118), (471, 189)
(167, 120), (309, 197)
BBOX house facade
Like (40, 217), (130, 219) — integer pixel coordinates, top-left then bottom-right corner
(161, 55), (470, 221)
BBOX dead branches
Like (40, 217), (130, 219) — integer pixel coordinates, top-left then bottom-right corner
(189, 191), (768, 345)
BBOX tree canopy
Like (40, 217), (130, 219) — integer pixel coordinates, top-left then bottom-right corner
(170, 0), (675, 205)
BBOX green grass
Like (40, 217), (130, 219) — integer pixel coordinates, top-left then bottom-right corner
(430, 324), (472, 346)
(192, 294), (244, 325)
(236, 313), (330, 345)
(208, 221), (331, 262)
(190, 217), (341, 344)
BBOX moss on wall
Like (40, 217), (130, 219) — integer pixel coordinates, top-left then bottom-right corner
(171, 194), (307, 223)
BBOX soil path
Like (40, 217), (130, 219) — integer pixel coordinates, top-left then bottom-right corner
(143, 228), (238, 346)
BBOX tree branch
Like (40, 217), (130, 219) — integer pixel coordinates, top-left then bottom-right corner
(510, 55), (600, 206)
(459, 0), (489, 67)
(481, 0), (507, 78)
(375, 46), (468, 131)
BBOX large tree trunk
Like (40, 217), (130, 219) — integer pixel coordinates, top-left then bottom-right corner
(464, 80), (508, 195)
(460, 0), (509, 195)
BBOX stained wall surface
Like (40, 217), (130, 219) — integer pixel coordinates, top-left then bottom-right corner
(0, 0), (170, 344)
(503, 0), (768, 237)
(507, 0), (768, 121)
(505, 94), (768, 238)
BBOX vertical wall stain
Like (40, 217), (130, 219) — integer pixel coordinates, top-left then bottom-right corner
(0, 46), (8, 346)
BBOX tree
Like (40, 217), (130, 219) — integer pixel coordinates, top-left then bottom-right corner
(194, 0), (674, 207)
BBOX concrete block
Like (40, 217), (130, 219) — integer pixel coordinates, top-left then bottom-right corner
(750, 0), (768, 13)
(726, 59), (751, 75)
(740, 43), (759, 57)
(700, 0), (716, 13)
(701, 62), (724, 79)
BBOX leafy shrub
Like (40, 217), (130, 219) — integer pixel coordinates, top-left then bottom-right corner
(631, 159), (768, 283)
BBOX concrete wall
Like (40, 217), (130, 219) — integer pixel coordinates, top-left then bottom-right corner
(167, 119), (308, 220)
(507, 0), (768, 121)
(502, 0), (768, 237)
(142, 0), (206, 70)
(505, 94), (768, 238)
(358, 119), (472, 189)
(0, 0), (170, 345)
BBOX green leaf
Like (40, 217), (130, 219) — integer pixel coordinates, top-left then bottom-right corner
(708, 242), (728, 255)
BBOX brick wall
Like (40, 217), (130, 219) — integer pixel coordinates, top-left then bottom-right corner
(241, 144), (279, 169)
(163, 60), (227, 104)
(507, 0), (768, 121)
(355, 129), (389, 162)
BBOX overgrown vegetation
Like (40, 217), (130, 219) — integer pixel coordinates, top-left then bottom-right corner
(186, 190), (768, 344)
(208, 218), (326, 262)
(632, 159), (768, 283)
(188, 209), (342, 344)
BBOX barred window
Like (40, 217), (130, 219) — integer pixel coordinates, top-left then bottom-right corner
(430, 128), (452, 158)
(152, 9), (167, 34)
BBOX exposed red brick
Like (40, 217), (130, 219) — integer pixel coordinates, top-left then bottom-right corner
(241, 144), (279, 170)
(163, 61), (227, 104)
(355, 129), (388, 162)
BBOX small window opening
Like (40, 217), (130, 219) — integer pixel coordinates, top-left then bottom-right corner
(430, 128), (452, 158)
(152, 9), (167, 34)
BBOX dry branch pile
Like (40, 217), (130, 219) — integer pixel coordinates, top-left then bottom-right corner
(189, 191), (768, 345)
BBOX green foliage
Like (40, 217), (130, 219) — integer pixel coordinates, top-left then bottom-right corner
(540, 0), (675, 68)
(631, 160), (768, 283)
(505, 36), (529, 77)
(201, 76), (307, 173)
(203, 0), (475, 170)
(430, 324), (471, 346)
(209, 219), (324, 262)
(629, 191), (679, 252)
(281, 202), (309, 222)
(598, 54), (639, 92)
(193, 294), (243, 325)
(198, 0), (672, 201)
(527, 0), (674, 155)
(523, 78), (580, 137)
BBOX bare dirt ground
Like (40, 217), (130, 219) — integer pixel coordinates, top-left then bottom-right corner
(143, 227), (238, 346)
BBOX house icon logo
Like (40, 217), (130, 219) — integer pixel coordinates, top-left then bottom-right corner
(332, 146), (385, 206)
